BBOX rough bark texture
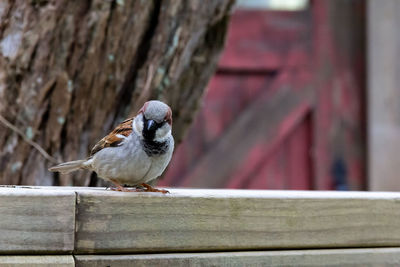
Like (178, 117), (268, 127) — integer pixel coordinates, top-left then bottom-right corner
(0, 0), (234, 186)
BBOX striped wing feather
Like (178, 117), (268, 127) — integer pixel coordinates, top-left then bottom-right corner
(90, 117), (134, 156)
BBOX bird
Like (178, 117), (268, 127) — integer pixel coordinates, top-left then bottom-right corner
(49, 100), (174, 193)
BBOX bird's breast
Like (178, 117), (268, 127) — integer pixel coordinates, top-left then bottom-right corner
(92, 133), (174, 185)
(141, 138), (171, 157)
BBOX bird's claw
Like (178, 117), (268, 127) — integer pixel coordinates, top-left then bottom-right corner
(141, 183), (169, 194)
(108, 179), (169, 193)
(110, 186), (137, 192)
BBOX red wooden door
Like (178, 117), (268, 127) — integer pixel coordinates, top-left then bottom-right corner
(160, 1), (365, 190)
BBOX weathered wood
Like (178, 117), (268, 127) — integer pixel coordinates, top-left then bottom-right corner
(163, 1), (366, 191)
(75, 248), (400, 266)
(176, 79), (314, 188)
(2, 186), (400, 256)
(0, 188), (75, 254)
(367, 0), (400, 190)
(75, 188), (400, 253)
(312, 0), (366, 190)
(0, 256), (74, 267)
(218, 10), (312, 71)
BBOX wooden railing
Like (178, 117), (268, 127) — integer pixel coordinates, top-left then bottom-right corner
(1, 187), (400, 266)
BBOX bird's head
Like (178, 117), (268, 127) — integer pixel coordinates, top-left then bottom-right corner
(133, 100), (172, 142)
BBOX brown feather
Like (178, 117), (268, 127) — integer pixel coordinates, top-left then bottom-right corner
(90, 117), (134, 156)
(165, 107), (172, 125)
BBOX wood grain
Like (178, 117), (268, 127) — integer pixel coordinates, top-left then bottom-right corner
(75, 189), (400, 253)
(0, 188), (75, 254)
(0, 256), (74, 267)
(75, 248), (400, 267)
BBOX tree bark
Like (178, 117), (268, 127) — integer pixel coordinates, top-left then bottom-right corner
(0, 0), (234, 186)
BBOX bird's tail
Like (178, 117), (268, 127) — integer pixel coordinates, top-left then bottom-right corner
(48, 159), (88, 174)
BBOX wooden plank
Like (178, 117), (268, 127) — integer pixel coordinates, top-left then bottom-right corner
(367, 0), (400, 190)
(75, 189), (400, 253)
(0, 256), (74, 267)
(0, 187), (75, 253)
(75, 248), (400, 266)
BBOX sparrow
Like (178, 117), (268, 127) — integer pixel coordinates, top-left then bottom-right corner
(49, 100), (174, 193)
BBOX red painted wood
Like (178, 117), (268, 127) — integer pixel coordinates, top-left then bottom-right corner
(161, 1), (366, 191)
(161, 68), (313, 188)
(286, 115), (312, 189)
(225, 103), (312, 190)
(162, 9), (314, 189)
(311, 0), (366, 190)
(159, 74), (276, 187)
(219, 10), (312, 70)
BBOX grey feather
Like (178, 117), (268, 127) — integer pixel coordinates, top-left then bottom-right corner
(48, 159), (87, 174)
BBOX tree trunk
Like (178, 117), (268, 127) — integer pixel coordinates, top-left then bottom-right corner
(0, 0), (234, 186)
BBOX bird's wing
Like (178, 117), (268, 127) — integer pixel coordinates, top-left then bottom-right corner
(90, 117), (134, 156)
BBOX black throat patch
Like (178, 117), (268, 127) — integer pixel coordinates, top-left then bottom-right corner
(142, 139), (169, 157)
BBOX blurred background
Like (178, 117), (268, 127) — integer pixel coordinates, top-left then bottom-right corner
(162, 0), (368, 190)
(0, 0), (397, 191)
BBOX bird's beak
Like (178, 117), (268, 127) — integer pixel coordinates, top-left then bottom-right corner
(144, 119), (157, 132)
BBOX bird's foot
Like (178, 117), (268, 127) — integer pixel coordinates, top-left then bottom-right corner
(110, 186), (137, 192)
(141, 183), (169, 194)
(109, 179), (137, 192)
